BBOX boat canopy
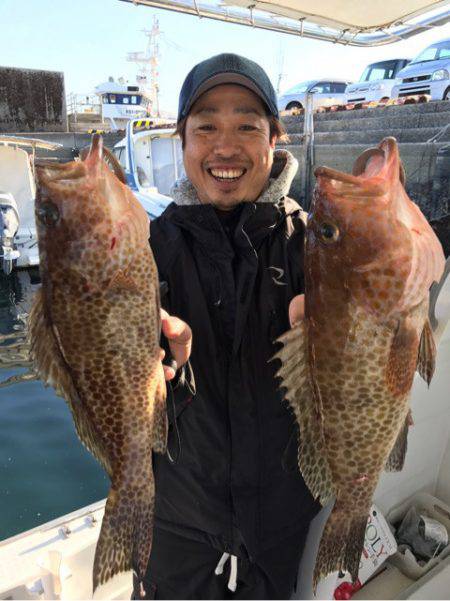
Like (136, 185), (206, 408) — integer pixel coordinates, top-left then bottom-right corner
(119, 0), (450, 46)
(0, 136), (62, 151)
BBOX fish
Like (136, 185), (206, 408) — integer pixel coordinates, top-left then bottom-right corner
(274, 137), (445, 589)
(29, 135), (167, 593)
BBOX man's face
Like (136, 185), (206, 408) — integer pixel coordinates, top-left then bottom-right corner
(183, 84), (276, 210)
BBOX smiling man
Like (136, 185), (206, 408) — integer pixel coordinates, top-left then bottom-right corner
(135, 54), (320, 600)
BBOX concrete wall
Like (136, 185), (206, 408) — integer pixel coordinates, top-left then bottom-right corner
(280, 101), (450, 255)
(0, 67), (67, 133)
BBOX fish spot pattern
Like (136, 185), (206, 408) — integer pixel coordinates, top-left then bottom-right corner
(33, 157), (168, 592)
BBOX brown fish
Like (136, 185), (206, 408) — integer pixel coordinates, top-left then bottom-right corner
(274, 138), (445, 588)
(29, 135), (167, 592)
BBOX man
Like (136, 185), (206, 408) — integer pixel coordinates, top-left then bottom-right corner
(136, 53), (320, 600)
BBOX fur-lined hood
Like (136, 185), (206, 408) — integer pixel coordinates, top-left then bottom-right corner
(171, 149), (298, 206)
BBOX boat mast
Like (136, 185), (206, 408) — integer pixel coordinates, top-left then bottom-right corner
(127, 17), (161, 117)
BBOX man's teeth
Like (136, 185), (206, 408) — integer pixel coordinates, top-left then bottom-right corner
(210, 169), (245, 179)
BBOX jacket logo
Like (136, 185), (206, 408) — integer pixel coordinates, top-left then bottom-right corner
(268, 266), (287, 286)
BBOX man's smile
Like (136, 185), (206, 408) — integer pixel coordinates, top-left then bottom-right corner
(207, 167), (247, 182)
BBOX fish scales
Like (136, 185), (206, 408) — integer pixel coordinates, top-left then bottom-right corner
(274, 137), (445, 589)
(29, 135), (167, 592)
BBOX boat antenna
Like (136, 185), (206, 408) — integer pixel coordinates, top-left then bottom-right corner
(127, 16), (161, 117)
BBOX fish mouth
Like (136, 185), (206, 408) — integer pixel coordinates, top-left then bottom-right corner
(207, 167), (247, 183)
(314, 137), (402, 191)
(35, 160), (87, 187)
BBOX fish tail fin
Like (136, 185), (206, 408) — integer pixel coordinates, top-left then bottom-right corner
(151, 363), (168, 454)
(313, 507), (367, 592)
(93, 476), (155, 592)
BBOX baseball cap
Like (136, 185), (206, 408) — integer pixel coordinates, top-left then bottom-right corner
(177, 53), (279, 122)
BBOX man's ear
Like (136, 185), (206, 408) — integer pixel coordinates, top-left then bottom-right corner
(270, 135), (277, 149)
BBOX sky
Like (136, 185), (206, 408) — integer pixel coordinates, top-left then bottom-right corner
(1, 0), (450, 116)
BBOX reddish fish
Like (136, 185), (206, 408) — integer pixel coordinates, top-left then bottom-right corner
(275, 137), (445, 587)
(29, 136), (167, 592)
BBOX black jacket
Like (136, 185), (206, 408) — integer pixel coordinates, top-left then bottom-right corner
(150, 196), (320, 561)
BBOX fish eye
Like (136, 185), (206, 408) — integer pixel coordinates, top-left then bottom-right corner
(36, 201), (60, 227)
(318, 222), (339, 244)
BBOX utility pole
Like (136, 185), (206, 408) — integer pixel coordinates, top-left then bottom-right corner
(276, 44), (285, 95)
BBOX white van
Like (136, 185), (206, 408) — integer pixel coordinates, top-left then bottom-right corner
(345, 59), (410, 104)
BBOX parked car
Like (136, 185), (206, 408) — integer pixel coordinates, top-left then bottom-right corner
(277, 79), (351, 111)
(345, 59), (410, 104)
(391, 37), (450, 101)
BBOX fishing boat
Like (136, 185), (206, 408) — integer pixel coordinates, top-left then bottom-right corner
(0, 137), (62, 276)
(112, 118), (182, 218)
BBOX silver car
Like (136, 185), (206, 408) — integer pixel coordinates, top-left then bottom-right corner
(345, 59), (410, 104)
(277, 79), (351, 111)
(391, 38), (450, 101)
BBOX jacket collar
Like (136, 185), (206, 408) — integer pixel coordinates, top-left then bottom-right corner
(171, 149), (298, 207)
(162, 150), (300, 257)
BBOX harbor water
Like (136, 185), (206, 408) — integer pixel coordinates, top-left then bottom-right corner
(0, 269), (108, 541)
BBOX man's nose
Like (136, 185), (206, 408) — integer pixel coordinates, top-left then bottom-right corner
(213, 131), (241, 158)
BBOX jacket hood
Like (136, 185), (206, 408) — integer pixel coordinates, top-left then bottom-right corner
(171, 149), (298, 206)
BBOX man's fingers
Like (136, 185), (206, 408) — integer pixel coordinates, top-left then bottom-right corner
(160, 310), (192, 369)
(163, 364), (176, 381)
(289, 294), (305, 327)
(161, 313), (192, 344)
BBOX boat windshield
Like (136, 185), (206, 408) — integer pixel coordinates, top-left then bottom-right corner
(410, 41), (450, 64)
(150, 137), (184, 195)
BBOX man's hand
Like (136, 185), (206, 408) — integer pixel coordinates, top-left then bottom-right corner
(288, 294), (305, 327)
(160, 309), (192, 381)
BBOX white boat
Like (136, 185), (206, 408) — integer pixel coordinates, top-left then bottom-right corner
(0, 137), (62, 276)
(94, 79), (150, 131)
(0, 500), (132, 600)
(113, 119), (183, 218)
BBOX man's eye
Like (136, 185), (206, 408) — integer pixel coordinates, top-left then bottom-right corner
(239, 125), (257, 131)
(198, 124), (215, 131)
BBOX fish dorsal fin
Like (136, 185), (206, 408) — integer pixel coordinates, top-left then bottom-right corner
(29, 288), (112, 476)
(417, 318), (437, 386)
(273, 322), (335, 506)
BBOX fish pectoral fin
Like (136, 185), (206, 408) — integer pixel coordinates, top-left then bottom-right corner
(273, 322), (335, 506)
(385, 410), (411, 472)
(93, 475), (155, 591)
(29, 288), (112, 477)
(107, 269), (140, 294)
(417, 318), (437, 386)
(151, 363), (168, 454)
(386, 316), (421, 397)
